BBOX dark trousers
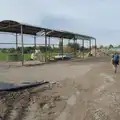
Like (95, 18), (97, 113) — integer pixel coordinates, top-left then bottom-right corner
(112, 60), (119, 65)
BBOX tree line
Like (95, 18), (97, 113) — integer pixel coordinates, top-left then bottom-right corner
(99, 44), (120, 49)
(0, 46), (58, 54)
(0, 42), (92, 54)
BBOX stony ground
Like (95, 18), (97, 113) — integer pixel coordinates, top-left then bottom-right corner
(1, 56), (120, 120)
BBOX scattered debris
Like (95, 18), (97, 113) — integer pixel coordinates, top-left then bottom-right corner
(0, 80), (68, 120)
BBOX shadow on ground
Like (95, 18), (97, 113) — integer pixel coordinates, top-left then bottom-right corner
(0, 81), (49, 92)
(0, 82), (18, 90)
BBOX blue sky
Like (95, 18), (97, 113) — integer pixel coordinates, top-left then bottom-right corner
(0, 0), (120, 48)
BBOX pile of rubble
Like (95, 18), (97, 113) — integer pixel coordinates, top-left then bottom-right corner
(0, 81), (67, 120)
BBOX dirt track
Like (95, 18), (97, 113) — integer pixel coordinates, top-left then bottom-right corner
(1, 56), (120, 120)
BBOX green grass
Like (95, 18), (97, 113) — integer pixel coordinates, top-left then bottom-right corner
(0, 52), (89, 61)
(0, 52), (58, 61)
(24, 54), (30, 60)
(0, 52), (31, 61)
(0, 53), (8, 60)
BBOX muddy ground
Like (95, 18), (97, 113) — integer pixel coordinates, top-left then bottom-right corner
(0, 56), (120, 120)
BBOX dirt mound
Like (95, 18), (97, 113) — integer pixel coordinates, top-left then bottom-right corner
(0, 80), (76, 120)
(0, 83), (64, 120)
(91, 49), (109, 57)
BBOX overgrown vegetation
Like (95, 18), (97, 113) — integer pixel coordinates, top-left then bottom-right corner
(0, 43), (91, 60)
(0, 42), (90, 54)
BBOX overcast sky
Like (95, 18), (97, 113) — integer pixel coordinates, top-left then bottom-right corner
(0, 0), (120, 48)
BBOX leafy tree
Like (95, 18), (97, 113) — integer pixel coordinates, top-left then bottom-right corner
(80, 46), (84, 51)
(9, 48), (16, 53)
(99, 45), (104, 49)
(109, 44), (113, 49)
(1, 48), (7, 53)
(67, 43), (80, 50)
